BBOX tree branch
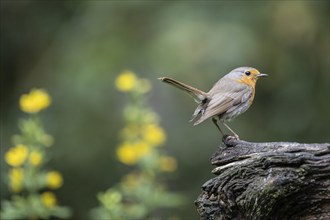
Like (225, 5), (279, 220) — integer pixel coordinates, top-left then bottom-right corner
(195, 136), (330, 220)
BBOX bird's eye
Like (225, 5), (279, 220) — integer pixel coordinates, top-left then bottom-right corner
(245, 71), (251, 76)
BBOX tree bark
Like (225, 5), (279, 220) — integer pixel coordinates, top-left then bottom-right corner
(195, 136), (330, 220)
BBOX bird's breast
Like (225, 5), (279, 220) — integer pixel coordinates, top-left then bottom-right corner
(236, 77), (255, 106)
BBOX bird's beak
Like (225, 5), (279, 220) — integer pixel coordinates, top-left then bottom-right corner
(258, 73), (268, 77)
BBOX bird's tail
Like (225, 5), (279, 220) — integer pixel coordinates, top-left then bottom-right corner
(158, 77), (208, 103)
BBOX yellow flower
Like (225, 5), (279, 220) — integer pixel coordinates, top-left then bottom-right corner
(5, 144), (28, 167)
(41, 192), (57, 208)
(142, 124), (166, 146)
(46, 171), (63, 189)
(116, 143), (139, 165)
(29, 151), (43, 166)
(159, 156), (177, 172)
(115, 70), (137, 92)
(116, 142), (152, 165)
(134, 141), (152, 158)
(9, 168), (24, 192)
(19, 88), (51, 113)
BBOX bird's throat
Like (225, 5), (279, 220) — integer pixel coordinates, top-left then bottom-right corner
(237, 76), (256, 89)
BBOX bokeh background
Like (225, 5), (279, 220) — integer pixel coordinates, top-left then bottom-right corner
(1, 1), (329, 219)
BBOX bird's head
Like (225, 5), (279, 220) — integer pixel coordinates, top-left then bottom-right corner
(227, 67), (268, 88)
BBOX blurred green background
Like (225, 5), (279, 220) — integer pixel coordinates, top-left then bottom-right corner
(1, 1), (329, 219)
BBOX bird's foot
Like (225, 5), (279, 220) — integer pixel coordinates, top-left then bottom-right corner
(222, 134), (240, 146)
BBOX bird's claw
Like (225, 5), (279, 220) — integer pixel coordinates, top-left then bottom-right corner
(222, 134), (240, 146)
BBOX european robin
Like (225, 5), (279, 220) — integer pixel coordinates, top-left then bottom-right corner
(158, 67), (268, 139)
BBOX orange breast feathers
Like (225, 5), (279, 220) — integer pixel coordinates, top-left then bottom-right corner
(237, 76), (257, 89)
(236, 76), (256, 106)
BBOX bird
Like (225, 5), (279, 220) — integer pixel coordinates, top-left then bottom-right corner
(158, 67), (268, 139)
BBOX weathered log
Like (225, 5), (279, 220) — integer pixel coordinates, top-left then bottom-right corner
(195, 136), (330, 220)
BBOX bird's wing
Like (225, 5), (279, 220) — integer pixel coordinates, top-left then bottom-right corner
(193, 79), (251, 125)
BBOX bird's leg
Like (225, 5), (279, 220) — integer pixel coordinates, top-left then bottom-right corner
(212, 117), (224, 136)
(223, 122), (240, 139)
